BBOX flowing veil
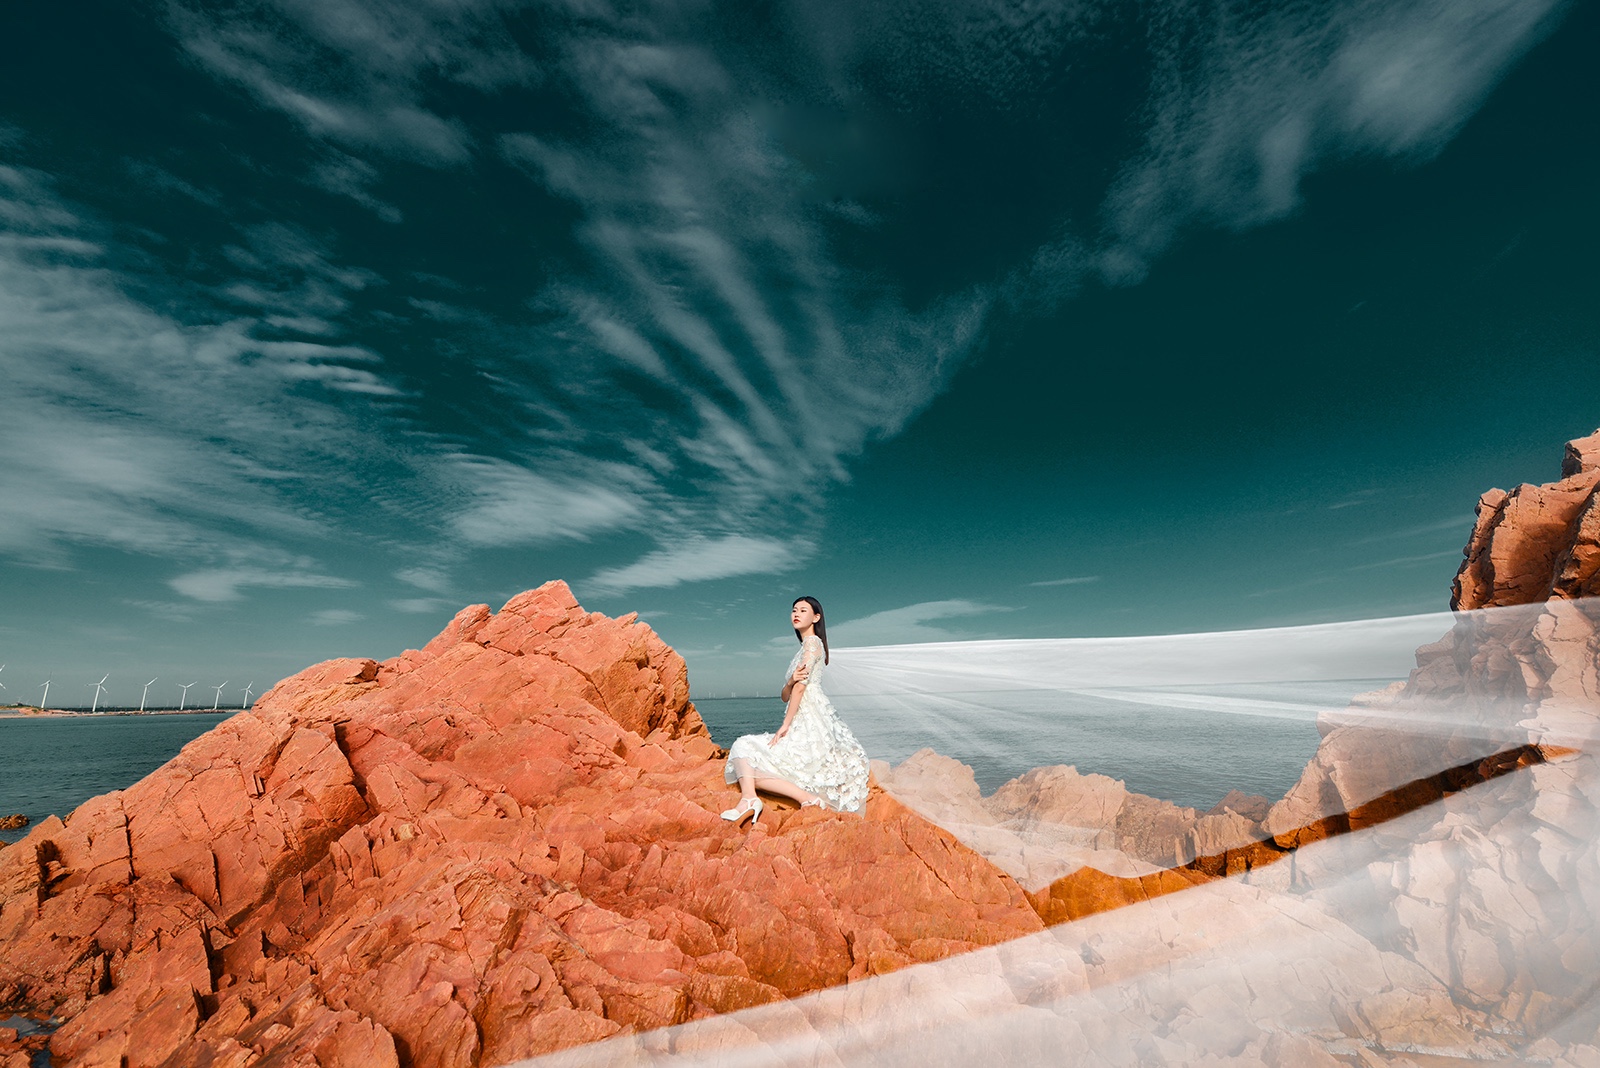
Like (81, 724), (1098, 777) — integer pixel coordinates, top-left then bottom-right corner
(518, 599), (1600, 1066)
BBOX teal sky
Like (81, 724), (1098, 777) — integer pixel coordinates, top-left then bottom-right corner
(1, 0), (1595, 704)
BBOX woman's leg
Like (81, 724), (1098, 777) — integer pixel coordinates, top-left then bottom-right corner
(728, 744), (819, 805)
(732, 758), (757, 801)
(752, 776), (821, 806)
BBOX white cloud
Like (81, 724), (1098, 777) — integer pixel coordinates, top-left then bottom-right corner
(586, 536), (804, 595)
(388, 597), (452, 614)
(166, 0), (530, 166)
(0, 167), (397, 585)
(309, 152), (403, 222)
(1096, 0), (1565, 280)
(309, 608), (364, 626)
(1027, 576), (1100, 588)
(489, 24), (992, 574)
(395, 566), (450, 593)
(450, 458), (644, 548)
(171, 566), (356, 603)
(830, 599), (1015, 646)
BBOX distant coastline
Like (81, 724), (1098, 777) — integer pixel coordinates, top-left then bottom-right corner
(0, 705), (236, 719)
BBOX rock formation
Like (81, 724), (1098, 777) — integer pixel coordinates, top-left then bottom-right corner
(1454, 427), (1600, 609)
(0, 583), (1041, 1068)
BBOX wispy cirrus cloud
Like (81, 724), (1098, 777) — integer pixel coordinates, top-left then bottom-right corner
(1353, 516), (1476, 544)
(167, 0), (536, 166)
(449, 457), (646, 548)
(151, 0), (995, 596)
(2, 0), (1566, 619)
(1094, 0), (1566, 282)
(0, 165), (425, 611)
(1347, 549), (1464, 572)
(494, 24), (990, 580)
(388, 597), (452, 615)
(170, 565), (356, 603)
(309, 608), (364, 626)
(586, 536), (805, 596)
(830, 599), (1016, 646)
(1028, 575), (1100, 588)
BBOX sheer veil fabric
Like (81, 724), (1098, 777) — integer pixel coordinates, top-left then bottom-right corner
(520, 602), (1600, 1066)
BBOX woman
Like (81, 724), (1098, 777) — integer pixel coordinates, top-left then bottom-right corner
(721, 596), (870, 824)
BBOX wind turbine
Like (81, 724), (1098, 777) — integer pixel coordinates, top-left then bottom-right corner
(0, 664), (7, 694)
(91, 675), (109, 714)
(140, 677), (159, 713)
(178, 681), (196, 710)
(211, 681), (228, 711)
(240, 682), (255, 709)
(40, 679), (52, 708)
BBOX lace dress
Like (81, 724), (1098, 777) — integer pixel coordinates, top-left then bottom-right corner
(724, 636), (870, 813)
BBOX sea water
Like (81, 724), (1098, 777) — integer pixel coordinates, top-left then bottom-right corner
(0, 712), (230, 845)
(0, 683), (1369, 846)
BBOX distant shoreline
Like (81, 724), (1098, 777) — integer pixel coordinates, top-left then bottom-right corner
(0, 706), (237, 719)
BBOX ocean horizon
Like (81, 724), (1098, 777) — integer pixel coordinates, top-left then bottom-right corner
(0, 687), (1356, 847)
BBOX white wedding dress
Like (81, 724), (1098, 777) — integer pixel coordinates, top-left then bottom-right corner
(724, 635), (870, 813)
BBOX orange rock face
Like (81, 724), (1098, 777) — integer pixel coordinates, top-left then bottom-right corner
(1453, 427), (1600, 609)
(0, 581), (1042, 1068)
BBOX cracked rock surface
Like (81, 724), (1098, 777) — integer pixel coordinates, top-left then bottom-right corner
(0, 581), (1042, 1068)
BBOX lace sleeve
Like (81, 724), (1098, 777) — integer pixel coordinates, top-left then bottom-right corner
(800, 635), (825, 687)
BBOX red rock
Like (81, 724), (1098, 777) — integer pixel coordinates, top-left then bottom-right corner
(1026, 864), (1212, 925)
(1453, 428), (1600, 609)
(1, 580), (1043, 1067)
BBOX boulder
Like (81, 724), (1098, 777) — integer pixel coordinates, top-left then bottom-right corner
(0, 581), (1042, 1068)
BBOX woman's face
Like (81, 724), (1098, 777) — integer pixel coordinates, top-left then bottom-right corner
(791, 600), (819, 632)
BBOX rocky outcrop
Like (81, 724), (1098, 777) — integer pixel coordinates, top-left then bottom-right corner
(0, 582), (1042, 1068)
(1239, 434), (1600, 1041)
(1270, 430), (1600, 849)
(871, 750), (1280, 893)
(1453, 427), (1600, 609)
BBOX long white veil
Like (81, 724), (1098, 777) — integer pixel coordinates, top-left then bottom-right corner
(517, 600), (1600, 1066)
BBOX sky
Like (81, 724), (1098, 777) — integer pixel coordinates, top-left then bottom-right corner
(1, 0), (1596, 704)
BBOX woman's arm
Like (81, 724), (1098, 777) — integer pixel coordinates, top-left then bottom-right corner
(775, 641), (821, 740)
(779, 661), (811, 702)
(773, 681), (805, 740)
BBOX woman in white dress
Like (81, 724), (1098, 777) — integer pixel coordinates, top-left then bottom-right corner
(721, 596), (870, 825)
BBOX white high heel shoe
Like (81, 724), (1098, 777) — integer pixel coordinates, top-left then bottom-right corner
(720, 797), (763, 825)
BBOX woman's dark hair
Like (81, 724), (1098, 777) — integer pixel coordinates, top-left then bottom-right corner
(793, 595), (829, 663)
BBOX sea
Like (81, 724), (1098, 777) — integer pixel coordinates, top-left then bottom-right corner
(0, 712), (232, 845)
(0, 690), (1353, 846)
